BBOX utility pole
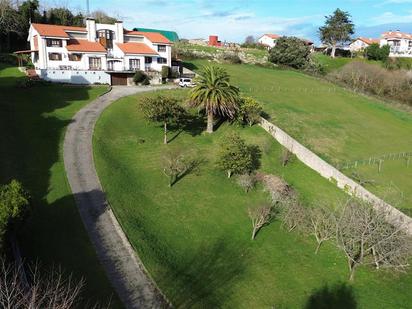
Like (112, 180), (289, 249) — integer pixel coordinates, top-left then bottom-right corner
(86, 0), (90, 17)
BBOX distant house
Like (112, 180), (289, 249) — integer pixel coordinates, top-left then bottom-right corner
(258, 34), (281, 49)
(208, 35), (222, 47)
(21, 18), (173, 85)
(349, 37), (380, 52)
(380, 30), (412, 58)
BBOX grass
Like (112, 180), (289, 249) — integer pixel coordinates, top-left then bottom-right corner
(93, 89), (412, 308)
(311, 53), (381, 73)
(186, 59), (412, 211)
(177, 42), (268, 59)
(0, 64), (120, 307)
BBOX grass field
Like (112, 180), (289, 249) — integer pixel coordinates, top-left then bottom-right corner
(0, 64), (120, 307)
(93, 90), (412, 308)
(185, 60), (412, 212)
(311, 53), (381, 73)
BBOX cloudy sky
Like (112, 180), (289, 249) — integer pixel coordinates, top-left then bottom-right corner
(51, 0), (412, 42)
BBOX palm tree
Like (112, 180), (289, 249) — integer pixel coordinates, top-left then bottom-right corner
(188, 65), (240, 133)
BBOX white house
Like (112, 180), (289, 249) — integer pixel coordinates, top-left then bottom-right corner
(380, 30), (412, 58)
(24, 19), (173, 85)
(349, 37), (380, 52)
(258, 34), (281, 49)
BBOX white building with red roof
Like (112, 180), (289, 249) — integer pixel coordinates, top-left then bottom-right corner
(26, 18), (173, 85)
(349, 37), (380, 52)
(380, 30), (412, 58)
(258, 34), (281, 48)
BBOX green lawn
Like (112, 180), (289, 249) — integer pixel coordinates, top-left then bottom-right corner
(311, 53), (381, 73)
(0, 64), (120, 307)
(185, 60), (412, 212)
(93, 90), (412, 308)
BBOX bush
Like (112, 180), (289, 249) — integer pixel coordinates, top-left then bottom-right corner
(236, 97), (263, 126)
(0, 53), (17, 65)
(364, 43), (390, 61)
(133, 71), (146, 84)
(141, 76), (151, 85)
(384, 58), (412, 71)
(329, 61), (412, 105)
(237, 174), (257, 193)
(221, 52), (242, 64)
(161, 66), (170, 79)
(16, 77), (35, 88)
(269, 37), (311, 69)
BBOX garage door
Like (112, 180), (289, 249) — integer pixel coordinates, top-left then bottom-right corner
(111, 74), (128, 85)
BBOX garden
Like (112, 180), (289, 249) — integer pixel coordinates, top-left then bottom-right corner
(94, 66), (412, 308)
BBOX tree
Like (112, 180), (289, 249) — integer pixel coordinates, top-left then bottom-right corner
(364, 43), (390, 61)
(244, 35), (255, 45)
(0, 0), (23, 36)
(237, 173), (256, 193)
(336, 199), (411, 281)
(319, 9), (355, 58)
(308, 207), (336, 254)
(188, 65), (240, 133)
(0, 180), (29, 247)
(279, 195), (308, 232)
(269, 37), (311, 69)
(91, 10), (117, 24)
(0, 259), (88, 308)
(237, 97), (263, 127)
(248, 204), (274, 240)
(216, 132), (260, 178)
(161, 148), (187, 187)
(139, 95), (186, 144)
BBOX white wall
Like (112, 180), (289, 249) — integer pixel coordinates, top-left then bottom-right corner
(260, 117), (412, 235)
(36, 69), (111, 84)
(258, 35), (277, 48)
(381, 38), (412, 57)
(349, 40), (368, 52)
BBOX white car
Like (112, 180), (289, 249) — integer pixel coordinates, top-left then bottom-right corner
(179, 78), (195, 87)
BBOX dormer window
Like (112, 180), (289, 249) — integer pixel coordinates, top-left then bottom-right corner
(97, 30), (114, 49)
(46, 39), (62, 47)
(158, 45), (166, 52)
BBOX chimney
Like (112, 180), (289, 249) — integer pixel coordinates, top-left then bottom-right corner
(86, 18), (96, 41)
(115, 20), (124, 43)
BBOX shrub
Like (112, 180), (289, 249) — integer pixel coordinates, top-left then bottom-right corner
(161, 66), (170, 79)
(16, 77), (35, 88)
(329, 61), (412, 105)
(269, 37), (311, 69)
(236, 97), (263, 126)
(384, 57), (412, 70)
(237, 173), (257, 193)
(221, 52), (242, 64)
(0, 53), (17, 65)
(133, 71), (146, 84)
(141, 76), (151, 85)
(364, 43), (390, 61)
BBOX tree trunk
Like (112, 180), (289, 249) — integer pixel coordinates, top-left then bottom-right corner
(331, 45), (337, 58)
(315, 241), (322, 254)
(206, 111), (214, 133)
(251, 227), (257, 240)
(163, 122), (168, 144)
(227, 170), (232, 178)
(348, 261), (357, 281)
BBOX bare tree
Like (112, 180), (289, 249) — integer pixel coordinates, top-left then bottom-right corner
(308, 207), (336, 254)
(336, 199), (412, 281)
(279, 196), (308, 233)
(280, 146), (292, 167)
(0, 259), (86, 308)
(237, 173), (256, 193)
(162, 148), (187, 187)
(248, 204), (274, 240)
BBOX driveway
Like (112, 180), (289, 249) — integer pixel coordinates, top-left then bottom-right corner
(63, 86), (176, 308)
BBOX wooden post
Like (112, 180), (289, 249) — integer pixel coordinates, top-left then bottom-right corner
(407, 157), (410, 168)
(378, 160), (383, 173)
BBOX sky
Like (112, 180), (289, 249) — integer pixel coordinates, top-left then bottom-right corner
(46, 0), (412, 43)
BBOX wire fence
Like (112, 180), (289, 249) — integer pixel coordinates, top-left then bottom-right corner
(338, 151), (412, 171)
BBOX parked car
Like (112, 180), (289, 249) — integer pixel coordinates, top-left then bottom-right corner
(179, 78), (195, 87)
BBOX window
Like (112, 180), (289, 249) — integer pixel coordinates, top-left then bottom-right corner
(409, 41), (412, 48)
(129, 59), (141, 70)
(46, 39), (62, 47)
(157, 45), (166, 52)
(157, 57), (167, 64)
(145, 57), (152, 64)
(89, 57), (101, 70)
(48, 53), (62, 61)
(68, 53), (82, 61)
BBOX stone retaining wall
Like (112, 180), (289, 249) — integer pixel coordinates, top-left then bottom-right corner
(260, 117), (412, 234)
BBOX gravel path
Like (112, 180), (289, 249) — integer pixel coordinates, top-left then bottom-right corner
(63, 86), (176, 309)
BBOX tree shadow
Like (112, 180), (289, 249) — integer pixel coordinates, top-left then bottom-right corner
(174, 157), (206, 185)
(182, 61), (199, 71)
(0, 65), (120, 306)
(304, 282), (357, 309)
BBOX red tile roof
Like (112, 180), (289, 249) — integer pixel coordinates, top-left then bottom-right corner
(356, 37), (380, 45)
(116, 42), (159, 55)
(382, 31), (412, 40)
(66, 39), (106, 52)
(32, 23), (86, 38)
(124, 30), (171, 44)
(263, 34), (281, 39)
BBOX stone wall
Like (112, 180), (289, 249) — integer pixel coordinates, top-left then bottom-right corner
(260, 117), (412, 234)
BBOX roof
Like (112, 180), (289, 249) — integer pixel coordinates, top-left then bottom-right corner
(132, 27), (179, 42)
(32, 23), (86, 38)
(66, 39), (106, 53)
(382, 31), (412, 40)
(262, 34), (281, 39)
(116, 42), (159, 55)
(354, 37), (380, 45)
(124, 30), (171, 44)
